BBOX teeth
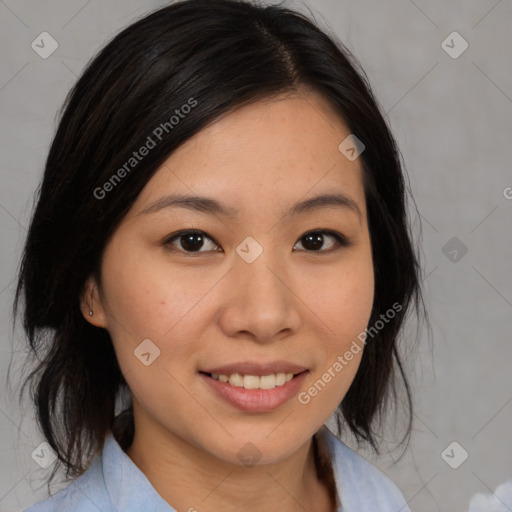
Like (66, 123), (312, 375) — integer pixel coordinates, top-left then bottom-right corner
(230, 373), (244, 387)
(275, 373), (286, 386)
(259, 374), (276, 389)
(210, 372), (295, 389)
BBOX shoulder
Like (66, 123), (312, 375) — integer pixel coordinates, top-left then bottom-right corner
(320, 427), (411, 512)
(25, 431), (174, 512)
(23, 454), (113, 512)
(468, 479), (512, 511)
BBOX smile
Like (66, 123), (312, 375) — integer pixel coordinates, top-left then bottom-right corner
(199, 369), (309, 412)
(208, 372), (296, 389)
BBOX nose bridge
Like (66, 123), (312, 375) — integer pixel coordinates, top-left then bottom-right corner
(218, 236), (300, 341)
(238, 237), (287, 307)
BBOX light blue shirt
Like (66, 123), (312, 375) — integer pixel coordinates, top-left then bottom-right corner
(24, 426), (411, 511)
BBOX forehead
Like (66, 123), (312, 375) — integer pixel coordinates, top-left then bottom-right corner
(129, 92), (367, 221)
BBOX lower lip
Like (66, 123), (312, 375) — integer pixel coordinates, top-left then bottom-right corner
(199, 371), (309, 413)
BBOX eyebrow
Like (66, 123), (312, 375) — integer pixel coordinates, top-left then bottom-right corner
(139, 192), (362, 222)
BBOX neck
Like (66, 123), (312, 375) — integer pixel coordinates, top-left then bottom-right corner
(123, 419), (336, 512)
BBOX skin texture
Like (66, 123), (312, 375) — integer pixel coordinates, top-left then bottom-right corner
(81, 91), (375, 512)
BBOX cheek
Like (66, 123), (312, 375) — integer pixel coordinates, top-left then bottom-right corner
(99, 245), (221, 389)
(302, 251), (374, 346)
(100, 242), (203, 339)
(338, 268), (374, 341)
(300, 259), (373, 410)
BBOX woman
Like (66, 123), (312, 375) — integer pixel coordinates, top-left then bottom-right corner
(15, 0), (426, 510)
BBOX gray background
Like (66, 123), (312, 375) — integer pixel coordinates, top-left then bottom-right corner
(1, 0), (511, 511)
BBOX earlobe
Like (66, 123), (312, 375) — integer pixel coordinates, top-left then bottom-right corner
(80, 276), (107, 328)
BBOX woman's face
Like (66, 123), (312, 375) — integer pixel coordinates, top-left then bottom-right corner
(85, 91), (374, 465)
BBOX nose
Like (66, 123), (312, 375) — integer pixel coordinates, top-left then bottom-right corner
(216, 250), (302, 344)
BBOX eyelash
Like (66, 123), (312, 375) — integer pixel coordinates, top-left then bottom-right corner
(161, 229), (351, 255)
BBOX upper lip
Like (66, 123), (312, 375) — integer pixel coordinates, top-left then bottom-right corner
(200, 361), (308, 376)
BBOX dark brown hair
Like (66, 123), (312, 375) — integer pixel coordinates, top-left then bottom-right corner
(13, 0), (428, 490)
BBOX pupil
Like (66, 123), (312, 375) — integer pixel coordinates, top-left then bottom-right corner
(304, 232), (323, 251)
(182, 233), (203, 251)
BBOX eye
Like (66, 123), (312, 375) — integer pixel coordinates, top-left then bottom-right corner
(162, 229), (351, 255)
(162, 230), (220, 254)
(293, 230), (351, 253)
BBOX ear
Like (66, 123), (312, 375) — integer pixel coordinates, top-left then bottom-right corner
(80, 275), (108, 328)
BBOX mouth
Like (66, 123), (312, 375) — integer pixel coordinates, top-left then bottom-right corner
(198, 364), (309, 412)
(199, 370), (306, 390)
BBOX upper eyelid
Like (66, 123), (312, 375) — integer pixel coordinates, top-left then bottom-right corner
(164, 229), (218, 244)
